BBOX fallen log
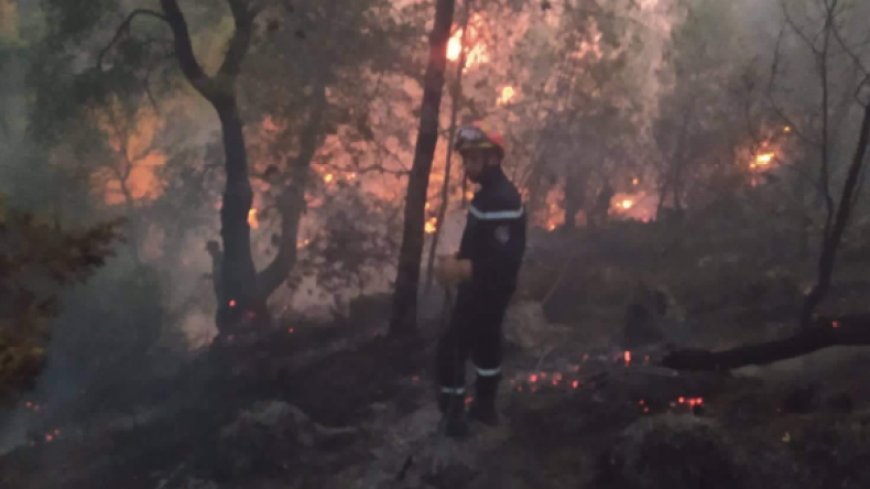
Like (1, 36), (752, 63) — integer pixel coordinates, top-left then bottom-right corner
(661, 315), (870, 371)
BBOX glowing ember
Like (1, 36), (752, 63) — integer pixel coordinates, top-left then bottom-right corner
(497, 86), (516, 105)
(44, 434), (54, 443)
(529, 373), (539, 384)
(619, 199), (634, 210)
(784, 126), (792, 133)
(571, 380), (580, 389)
(832, 320), (840, 329)
(425, 217), (438, 234)
(288, 327), (295, 334)
(228, 299), (238, 308)
(623, 350), (632, 366)
(247, 208), (259, 229)
(323, 173), (334, 184)
(678, 396), (686, 404)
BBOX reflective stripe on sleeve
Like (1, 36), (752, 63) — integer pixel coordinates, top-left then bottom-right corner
(469, 205), (524, 221)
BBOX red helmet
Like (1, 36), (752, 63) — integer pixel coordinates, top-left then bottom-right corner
(454, 122), (505, 158)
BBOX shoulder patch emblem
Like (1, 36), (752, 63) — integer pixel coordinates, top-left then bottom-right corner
(494, 225), (511, 244)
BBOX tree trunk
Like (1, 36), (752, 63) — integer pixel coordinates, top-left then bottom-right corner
(563, 169), (587, 231)
(389, 0), (456, 338)
(257, 80), (328, 300)
(799, 102), (870, 329)
(662, 314), (870, 371)
(215, 97), (264, 331)
(424, 0), (471, 292)
(160, 0), (262, 333)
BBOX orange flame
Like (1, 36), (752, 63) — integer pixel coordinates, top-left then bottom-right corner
(248, 208), (259, 229)
(425, 217), (438, 234)
(497, 86), (516, 105)
(755, 152), (775, 166)
(447, 29), (463, 61)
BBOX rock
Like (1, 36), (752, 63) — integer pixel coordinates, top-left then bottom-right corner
(216, 401), (357, 477)
(623, 283), (685, 348)
(502, 301), (569, 350)
(781, 383), (819, 414)
(599, 414), (744, 489)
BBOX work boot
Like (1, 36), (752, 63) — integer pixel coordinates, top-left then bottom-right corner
(469, 375), (500, 426)
(438, 392), (469, 438)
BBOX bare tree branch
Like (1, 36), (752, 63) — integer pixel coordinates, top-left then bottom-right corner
(159, 0), (216, 100)
(219, 0), (257, 78)
(97, 9), (168, 70)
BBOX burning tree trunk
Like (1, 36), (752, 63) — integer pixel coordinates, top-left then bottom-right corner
(424, 0), (472, 292)
(159, 0), (265, 332)
(664, 101), (870, 371)
(390, 0), (456, 337)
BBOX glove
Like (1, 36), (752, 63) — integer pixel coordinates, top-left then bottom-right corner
(435, 255), (472, 286)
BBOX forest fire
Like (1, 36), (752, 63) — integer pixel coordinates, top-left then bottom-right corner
(619, 199), (634, 210)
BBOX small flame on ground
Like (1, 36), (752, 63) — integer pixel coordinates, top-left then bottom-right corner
(248, 208), (259, 229)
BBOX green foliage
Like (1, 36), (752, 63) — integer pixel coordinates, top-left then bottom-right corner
(0, 195), (120, 405)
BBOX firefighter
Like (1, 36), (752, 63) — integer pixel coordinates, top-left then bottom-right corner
(434, 122), (526, 437)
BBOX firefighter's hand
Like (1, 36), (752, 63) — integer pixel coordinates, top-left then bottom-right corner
(435, 256), (472, 286)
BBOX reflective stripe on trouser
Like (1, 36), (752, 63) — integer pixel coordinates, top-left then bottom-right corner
(436, 293), (507, 399)
(440, 386), (466, 395)
(474, 365), (501, 377)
